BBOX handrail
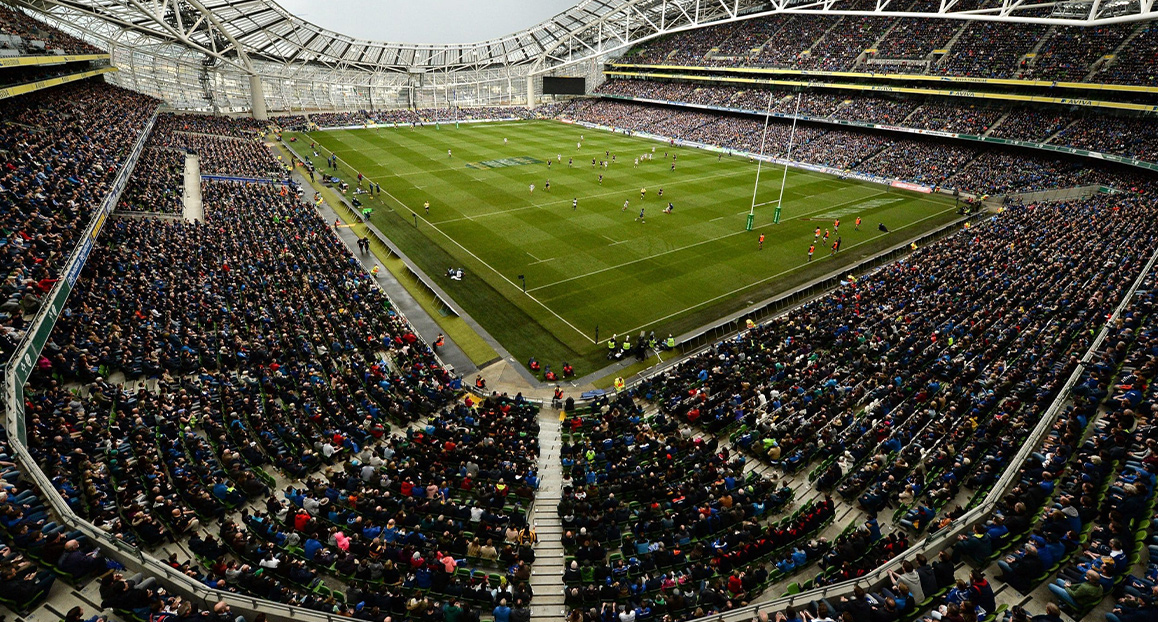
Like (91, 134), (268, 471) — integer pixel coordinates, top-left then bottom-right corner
(2, 111), (1146, 622)
(663, 237), (1158, 622)
(0, 110), (389, 622)
(7, 108), (159, 417)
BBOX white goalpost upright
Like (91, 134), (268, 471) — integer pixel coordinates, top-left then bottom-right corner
(774, 94), (803, 224)
(746, 91), (801, 228)
(745, 89), (776, 231)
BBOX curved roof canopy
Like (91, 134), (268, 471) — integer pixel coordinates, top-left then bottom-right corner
(9, 0), (1158, 76)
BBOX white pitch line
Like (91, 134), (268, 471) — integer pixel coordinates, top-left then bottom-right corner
(710, 216), (726, 222)
(433, 167), (755, 225)
(529, 257), (557, 265)
(526, 251), (542, 262)
(365, 180), (596, 344)
(610, 206), (961, 338)
(529, 189), (890, 293)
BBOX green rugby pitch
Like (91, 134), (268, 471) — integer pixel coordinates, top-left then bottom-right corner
(290, 120), (961, 376)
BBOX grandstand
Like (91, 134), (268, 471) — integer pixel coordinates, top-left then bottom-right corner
(0, 2), (1157, 622)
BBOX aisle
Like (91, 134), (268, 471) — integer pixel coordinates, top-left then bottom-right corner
(529, 406), (567, 620)
(182, 153), (203, 222)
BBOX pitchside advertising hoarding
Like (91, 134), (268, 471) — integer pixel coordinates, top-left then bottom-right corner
(7, 111), (156, 444)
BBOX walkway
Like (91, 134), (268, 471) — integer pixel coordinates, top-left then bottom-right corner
(286, 164), (478, 377)
(529, 405), (567, 620)
(183, 153), (204, 222)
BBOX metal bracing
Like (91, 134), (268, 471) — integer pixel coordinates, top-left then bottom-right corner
(2, 0), (1156, 112)
(10, 0), (1157, 78)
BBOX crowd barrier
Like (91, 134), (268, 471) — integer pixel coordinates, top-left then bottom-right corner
(0, 114), (405, 622)
(2, 113), (1146, 622)
(595, 90), (1158, 173)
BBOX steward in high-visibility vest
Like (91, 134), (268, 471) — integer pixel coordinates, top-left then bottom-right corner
(607, 336), (617, 352)
(666, 335), (676, 349)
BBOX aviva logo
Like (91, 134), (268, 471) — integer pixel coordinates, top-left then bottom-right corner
(465, 156), (544, 170)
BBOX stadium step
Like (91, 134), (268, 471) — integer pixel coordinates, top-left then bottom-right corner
(1091, 21), (1148, 81)
(529, 402), (566, 618)
(182, 153), (203, 222)
(1016, 25), (1056, 78)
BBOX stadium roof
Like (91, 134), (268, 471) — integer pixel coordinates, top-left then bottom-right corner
(9, 0), (1158, 77)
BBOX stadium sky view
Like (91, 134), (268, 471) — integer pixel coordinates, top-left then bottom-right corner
(274, 0), (580, 43)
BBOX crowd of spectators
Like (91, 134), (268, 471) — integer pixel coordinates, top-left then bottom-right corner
(623, 187), (1157, 617)
(712, 16), (790, 59)
(902, 103), (1002, 135)
(834, 96), (919, 126)
(18, 169), (478, 614)
(799, 16), (892, 71)
(559, 393), (834, 620)
(209, 390), (541, 614)
(117, 147), (186, 214)
(563, 96), (1158, 194)
(1094, 23), (1158, 86)
(945, 151), (1104, 195)
(1052, 117), (1158, 164)
(0, 79), (158, 360)
(151, 129), (283, 179)
(154, 113), (269, 139)
(1024, 24), (1137, 82)
(872, 18), (964, 60)
(791, 132), (891, 170)
(592, 80), (1158, 170)
(855, 139), (978, 186)
(935, 23), (1046, 79)
(0, 5), (102, 55)
(612, 10), (1155, 84)
(271, 107), (533, 131)
(756, 15), (832, 67)
(626, 23), (734, 65)
(0, 422), (120, 612)
(986, 110), (1073, 142)
(0, 65), (93, 89)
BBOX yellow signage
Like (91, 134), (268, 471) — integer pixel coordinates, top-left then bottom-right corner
(0, 53), (109, 67)
(603, 70), (1158, 112)
(0, 67), (117, 101)
(607, 62), (1158, 94)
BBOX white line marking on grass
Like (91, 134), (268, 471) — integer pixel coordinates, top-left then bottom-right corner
(527, 251), (542, 262)
(435, 168), (755, 225)
(529, 257), (557, 265)
(365, 181), (596, 344)
(611, 206), (960, 338)
(529, 190), (889, 293)
(710, 216), (726, 222)
(601, 234), (618, 244)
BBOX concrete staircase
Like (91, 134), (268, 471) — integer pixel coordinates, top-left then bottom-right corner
(529, 407), (567, 621)
(1086, 21), (1148, 81)
(982, 112), (1011, 137)
(183, 153), (204, 222)
(1043, 118), (1081, 145)
(1015, 25), (1056, 78)
(931, 21), (973, 71)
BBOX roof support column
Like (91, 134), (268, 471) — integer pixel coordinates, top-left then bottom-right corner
(526, 74), (535, 109)
(249, 74), (268, 120)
